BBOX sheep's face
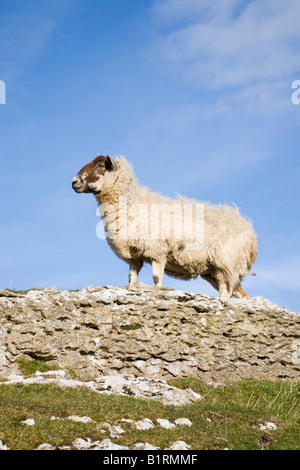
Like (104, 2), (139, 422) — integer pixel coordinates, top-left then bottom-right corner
(72, 155), (116, 195)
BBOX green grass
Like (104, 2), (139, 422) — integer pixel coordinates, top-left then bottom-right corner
(17, 358), (60, 376)
(0, 378), (299, 450)
(5, 288), (42, 295)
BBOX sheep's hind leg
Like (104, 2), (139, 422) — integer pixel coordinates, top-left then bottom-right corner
(204, 271), (232, 300)
(201, 273), (231, 299)
(232, 285), (250, 299)
(129, 260), (143, 286)
(152, 260), (165, 287)
(201, 274), (218, 293)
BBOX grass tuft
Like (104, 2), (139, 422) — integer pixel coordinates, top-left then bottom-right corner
(17, 358), (60, 376)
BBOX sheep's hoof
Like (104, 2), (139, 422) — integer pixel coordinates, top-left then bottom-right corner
(232, 286), (251, 298)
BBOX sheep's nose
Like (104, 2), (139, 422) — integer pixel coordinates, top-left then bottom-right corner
(72, 177), (79, 187)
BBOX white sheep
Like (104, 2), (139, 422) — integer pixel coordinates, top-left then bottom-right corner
(72, 155), (257, 299)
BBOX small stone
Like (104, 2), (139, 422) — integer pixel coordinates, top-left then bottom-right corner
(21, 419), (35, 426)
(0, 440), (9, 450)
(166, 440), (191, 450)
(102, 423), (125, 438)
(72, 438), (92, 450)
(174, 418), (192, 427)
(157, 418), (175, 429)
(260, 422), (278, 431)
(131, 442), (160, 450)
(95, 438), (129, 450)
(67, 415), (95, 423)
(135, 418), (155, 430)
(36, 443), (55, 451)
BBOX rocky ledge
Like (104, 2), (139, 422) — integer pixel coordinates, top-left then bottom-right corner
(0, 283), (299, 384)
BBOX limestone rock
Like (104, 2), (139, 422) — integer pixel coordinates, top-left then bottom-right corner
(4, 370), (200, 406)
(36, 443), (55, 451)
(0, 284), (299, 384)
(166, 440), (191, 450)
(21, 419), (35, 426)
(101, 423), (125, 438)
(0, 440), (9, 451)
(260, 422), (278, 431)
(156, 418), (175, 429)
(174, 418), (193, 427)
(130, 442), (160, 450)
(134, 418), (155, 430)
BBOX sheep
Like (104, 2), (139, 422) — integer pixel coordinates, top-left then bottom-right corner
(72, 155), (257, 299)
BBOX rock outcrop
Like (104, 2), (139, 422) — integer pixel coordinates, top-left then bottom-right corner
(0, 283), (299, 384)
(5, 370), (201, 406)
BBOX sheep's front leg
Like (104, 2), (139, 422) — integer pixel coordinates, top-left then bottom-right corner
(215, 270), (232, 300)
(152, 260), (165, 287)
(129, 260), (143, 286)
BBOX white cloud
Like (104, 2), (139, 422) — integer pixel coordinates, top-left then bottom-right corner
(153, 0), (241, 25)
(152, 0), (300, 108)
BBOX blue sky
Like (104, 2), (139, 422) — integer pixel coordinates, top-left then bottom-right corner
(0, 0), (300, 311)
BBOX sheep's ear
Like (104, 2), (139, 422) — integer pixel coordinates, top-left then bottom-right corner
(105, 155), (116, 171)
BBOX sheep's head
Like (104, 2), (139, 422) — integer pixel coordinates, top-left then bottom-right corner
(72, 155), (117, 195)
